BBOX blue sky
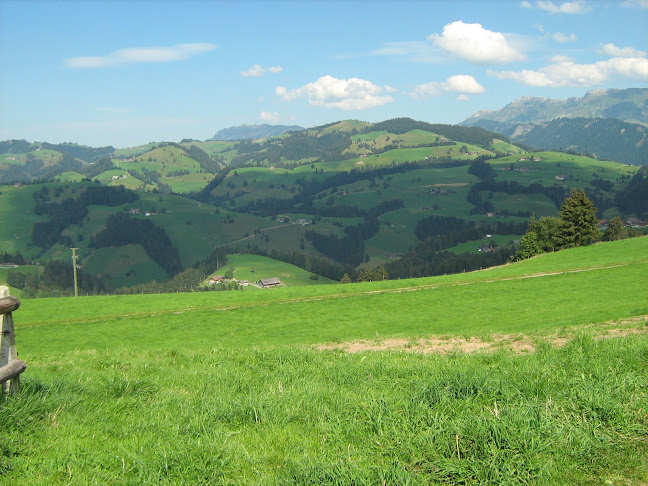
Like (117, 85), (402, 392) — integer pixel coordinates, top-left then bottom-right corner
(1, 0), (647, 147)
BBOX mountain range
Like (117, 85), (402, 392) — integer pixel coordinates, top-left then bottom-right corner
(462, 88), (648, 165)
(209, 124), (304, 141)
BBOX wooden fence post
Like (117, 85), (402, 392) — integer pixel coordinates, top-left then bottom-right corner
(0, 285), (22, 395)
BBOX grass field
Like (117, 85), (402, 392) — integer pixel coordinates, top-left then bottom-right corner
(221, 253), (337, 287)
(1, 238), (647, 484)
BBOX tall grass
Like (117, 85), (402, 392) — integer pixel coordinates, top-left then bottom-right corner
(2, 334), (647, 484)
(2, 238), (647, 484)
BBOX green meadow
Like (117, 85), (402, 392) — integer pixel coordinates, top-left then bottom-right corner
(2, 237), (647, 484)
(221, 253), (337, 287)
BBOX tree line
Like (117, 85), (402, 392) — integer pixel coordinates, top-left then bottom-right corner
(91, 213), (182, 276)
(32, 184), (139, 249)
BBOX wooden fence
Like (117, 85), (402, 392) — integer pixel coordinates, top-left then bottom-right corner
(0, 285), (25, 395)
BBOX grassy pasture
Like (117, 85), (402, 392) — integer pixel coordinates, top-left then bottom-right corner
(490, 151), (637, 190)
(2, 238), (648, 484)
(489, 192), (558, 216)
(55, 171), (85, 183)
(490, 139), (525, 154)
(0, 183), (46, 258)
(222, 253), (337, 286)
(82, 244), (169, 288)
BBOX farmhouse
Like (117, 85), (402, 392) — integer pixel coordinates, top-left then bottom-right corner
(258, 277), (282, 288)
(208, 275), (225, 285)
(626, 217), (648, 228)
(128, 208), (140, 215)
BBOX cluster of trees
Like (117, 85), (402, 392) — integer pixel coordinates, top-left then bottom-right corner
(245, 245), (354, 282)
(384, 245), (515, 279)
(7, 260), (109, 297)
(415, 216), (526, 252)
(615, 166), (648, 216)
(0, 251), (26, 265)
(183, 144), (221, 174)
(364, 118), (502, 147)
(91, 213), (182, 276)
(230, 131), (353, 167)
(512, 189), (638, 261)
(341, 266), (389, 283)
(41, 142), (114, 163)
(32, 185), (139, 249)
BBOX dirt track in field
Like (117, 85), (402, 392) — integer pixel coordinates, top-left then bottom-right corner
(315, 315), (648, 355)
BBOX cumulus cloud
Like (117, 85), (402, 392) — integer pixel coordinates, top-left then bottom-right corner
(428, 21), (526, 64)
(457, 94), (470, 101)
(523, 1), (591, 13)
(241, 64), (265, 77)
(241, 64), (283, 77)
(552, 32), (578, 43)
(275, 75), (394, 110)
(65, 43), (217, 68)
(259, 111), (280, 123)
(550, 54), (574, 63)
(489, 56), (648, 87)
(599, 43), (647, 58)
(411, 75), (485, 98)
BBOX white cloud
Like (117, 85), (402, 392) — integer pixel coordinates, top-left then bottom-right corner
(550, 54), (574, 62)
(241, 64), (265, 77)
(599, 43), (647, 58)
(534, 1), (591, 13)
(65, 43), (217, 68)
(552, 32), (578, 43)
(457, 94), (470, 101)
(428, 21), (526, 64)
(489, 56), (648, 87)
(521, 1), (533, 7)
(259, 111), (280, 123)
(411, 75), (485, 98)
(241, 64), (284, 77)
(443, 75), (486, 93)
(276, 75), (394, 110)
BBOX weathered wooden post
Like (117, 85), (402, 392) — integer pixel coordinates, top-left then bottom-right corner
(0, 285), (23, 395)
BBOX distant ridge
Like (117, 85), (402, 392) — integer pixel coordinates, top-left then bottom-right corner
(461, 88), (648, 165)
(209, 124), (304, 141)
(462, 88), (648, 126)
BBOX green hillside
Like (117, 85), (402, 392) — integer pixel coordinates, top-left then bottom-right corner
(1, 117), (645, 289)
(219, 253), (337, 287)
(2, 237), (647, 484)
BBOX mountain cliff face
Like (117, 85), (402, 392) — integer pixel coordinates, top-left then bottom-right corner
(463, 88), (648, 126)
(462, 89), (648, 165)
(209, 124), (304, 141)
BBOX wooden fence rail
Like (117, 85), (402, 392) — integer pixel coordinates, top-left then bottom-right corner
(0, 286), (24, 395)
(0, 360), (26, 385)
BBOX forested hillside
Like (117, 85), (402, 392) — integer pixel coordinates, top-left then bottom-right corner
(1, 117), (645, 296)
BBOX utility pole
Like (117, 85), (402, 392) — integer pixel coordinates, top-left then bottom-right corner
(71, 248), (79, 297)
